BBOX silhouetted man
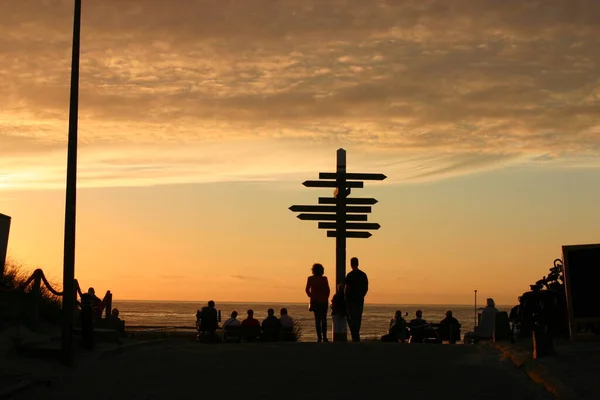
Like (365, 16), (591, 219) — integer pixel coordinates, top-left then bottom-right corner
(345, 257), (368, 342)
(279, 308), (294, 329)
(439, 310), (461, 344)
(242, 309), (261, 342)
(261, 308), (282, 341)
(409, 310), (430, 343)
(199, 300), (218, 333)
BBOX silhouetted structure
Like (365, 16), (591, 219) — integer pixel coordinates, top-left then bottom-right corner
(0, 213), (10, 280)
(289, 148), (386, 341)
(562, 244), (600, 338)
(513, 258), (569, 340)
(62, 0), (82, 366)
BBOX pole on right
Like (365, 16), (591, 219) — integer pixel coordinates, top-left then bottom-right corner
(333, 148), (348, 342)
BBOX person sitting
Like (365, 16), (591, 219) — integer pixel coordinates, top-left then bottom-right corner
(197, 300), (219, 341)
(381, 310), (407, 342)
(88, 287), (103, 320)
(438, 310), (461, 344)
(223, 310), (241, 328)
(279, 308), (294, 340)
(222, 311), (241, 342)
(464, 298), (499, 343)
(108, 308), (125, 336)
(409, 310), (430, 343)
(261, 308), (282, 342)
(241, 309), (261, 342)
(280, 308), (294, 329)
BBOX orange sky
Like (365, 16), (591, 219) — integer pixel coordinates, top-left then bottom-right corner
(2, 1), (600, 305)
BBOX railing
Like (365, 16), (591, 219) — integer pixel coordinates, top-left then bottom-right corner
(1, 268), (113, 330)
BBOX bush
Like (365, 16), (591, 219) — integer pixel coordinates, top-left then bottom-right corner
(0, 259), (62, 327)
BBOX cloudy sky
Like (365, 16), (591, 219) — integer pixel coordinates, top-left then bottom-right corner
(1, 0), (600, 305)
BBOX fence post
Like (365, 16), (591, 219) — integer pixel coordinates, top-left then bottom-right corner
(104, 291), (112, 320)
(30, 269), (42, 330)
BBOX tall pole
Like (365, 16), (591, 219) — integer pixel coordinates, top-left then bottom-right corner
(333, 148), (348, 342)
(61, 0), (82, 365)
(474, 289), (478, 330)
(335, 149), (347, 288)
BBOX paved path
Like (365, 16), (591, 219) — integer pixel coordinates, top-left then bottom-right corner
(12, 341), (553, 400)
(494, 338), (600, 400)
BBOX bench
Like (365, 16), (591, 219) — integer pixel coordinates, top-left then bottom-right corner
(221, 325), (296, 343)
(407, 323), (461, 344)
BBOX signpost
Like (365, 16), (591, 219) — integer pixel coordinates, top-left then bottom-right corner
(289, 148), (386, 340)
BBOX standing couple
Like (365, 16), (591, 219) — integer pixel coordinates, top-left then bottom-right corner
(305, 257), (369, 342)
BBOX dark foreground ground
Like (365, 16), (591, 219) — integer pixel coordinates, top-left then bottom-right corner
(8, 340), (553, 400)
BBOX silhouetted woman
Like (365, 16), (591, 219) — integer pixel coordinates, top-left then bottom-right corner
(305, 263), (331, 342)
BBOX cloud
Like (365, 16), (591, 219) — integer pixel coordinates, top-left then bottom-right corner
(230, 275), (262, 281)
(1, 0), (600, 190)
(159, 274), (186, 280)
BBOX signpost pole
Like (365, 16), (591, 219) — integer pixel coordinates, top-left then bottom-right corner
(61, 0), (82, 366)
(334, 149), (348, 341)
(288, 148), (386, 342)
(335, 149), (347, 288)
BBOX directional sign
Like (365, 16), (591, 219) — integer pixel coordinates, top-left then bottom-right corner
(290, 148), (386, 330)
(318, 222), (380, 230)
(303, 180), (364, 188)
(319, 172), (387, 181)
(318, 197), (378, 205)
(289, 205), (372, 213)
(327, 231), (372, 238)
(297, 213), (368, 221)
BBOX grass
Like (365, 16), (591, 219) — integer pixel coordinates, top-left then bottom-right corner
(292, 319), (302, 341)
(0, 259), (62, 328)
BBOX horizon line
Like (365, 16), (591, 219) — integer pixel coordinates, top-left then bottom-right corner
(113, 299), (512, 307)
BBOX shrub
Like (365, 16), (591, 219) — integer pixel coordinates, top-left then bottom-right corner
(0, 259), (62, 327)
(291, 320), (302, 341)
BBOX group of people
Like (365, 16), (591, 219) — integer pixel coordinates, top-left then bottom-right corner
(222, 308), (295, 342)
(305, 257), (368, 342)
(381, 310), (462, 343)
(78, 286), (125, 335)
(196, 301), (295, 342)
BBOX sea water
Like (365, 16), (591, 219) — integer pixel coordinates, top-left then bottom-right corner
(113, 300), (511, 342)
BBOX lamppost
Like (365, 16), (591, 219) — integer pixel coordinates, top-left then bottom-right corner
(61, 0), (82, 365)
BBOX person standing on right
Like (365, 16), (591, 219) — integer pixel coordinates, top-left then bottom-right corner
(345, 257), (369, 342)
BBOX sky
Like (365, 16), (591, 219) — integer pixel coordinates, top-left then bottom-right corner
(1, 0), (600, 305)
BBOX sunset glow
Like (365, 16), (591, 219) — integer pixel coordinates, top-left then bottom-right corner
(2, 0), (600, 305)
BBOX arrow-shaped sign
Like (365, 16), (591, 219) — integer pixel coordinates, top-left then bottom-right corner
(297, 213), (368, 221)
(290, 205), (372, 213)
(327, 231), (372, 238)
(303, 180), (364, 188)
(319, 172), (387, 181)
(318, 197), (378, 205)
(318, 222), (381, 230)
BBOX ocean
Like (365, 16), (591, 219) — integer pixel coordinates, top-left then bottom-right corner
(113, 300), (512, 342)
